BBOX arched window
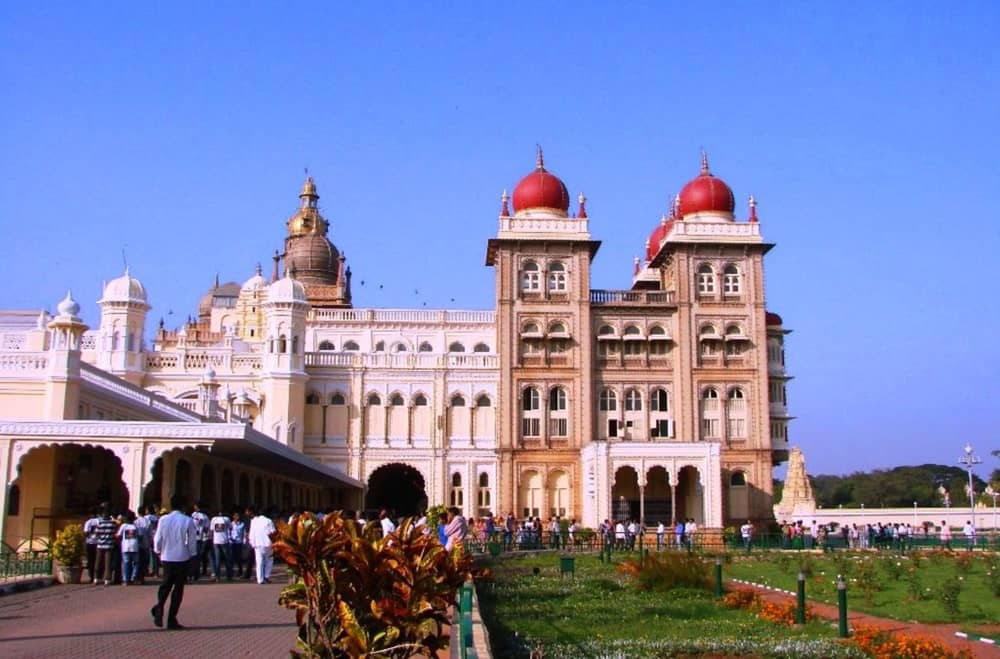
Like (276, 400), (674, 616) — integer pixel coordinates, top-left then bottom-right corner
(700, 325), (719, 357)
(727, 387), (747, 439)
(697, 263), (716, 294)
(726, 325), (746, 356)
(373, 341), (385, 353)
(624, 389), (642, 411)
(392, 342), (407, 353)
(475, 394), (491, 407)
(548, 261), (567, 291)
(598, 324), (616, 337)
(730, 471), (747, 486)
(449, 342), (465, 353)
(418, 341), (433, 352)
(451, 394), (466, 407)
(330, 392), (346, 405)
(473, 342), (490, 353)
(701, 387), (720, 439)
(522, 388), (539, 411)
(343, 340), (359, 352)
(549, 322), (567, 336)
(651, 388), (669, 412)
(623, 325), (641, 337)
(318, 340), (335, 351)
(521, 387), (541, 437)
(367, 393), (381, 406)
(477, 473), (491, 514)
(598, 388), (617, 411)
(723, 264), (741, 295)
(390, 393), (404, 406)
(450, 473), (464, 507)
(522, 261), (540, 291)
(277, 334), (287, 353)
(413, 394), (428, 406)
(521, 322), (541, 336)
(306, 392), (320, 405)
(549, 387), (567, 411)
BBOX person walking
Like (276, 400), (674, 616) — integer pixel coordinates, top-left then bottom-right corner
(940, 520), (952, 549)
(116, 511), (140, 585)
(94, 504), (118, 586)
(190, 502), (210, 582)
(740, 519), (754, 553)
(443, 506), (468, 552)
(83, 508), (101, 584)
(209, 508), (231, 582)
(228, 511), (246, 581)
(248, 507), (275, 584)
(151, 495), (197, 630)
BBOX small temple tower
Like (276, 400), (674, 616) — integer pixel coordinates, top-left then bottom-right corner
(773, 446), (816, 521)
(260, 272), (309, 449)
(45, 291), (89, 419)
(96, 269), (150, 386)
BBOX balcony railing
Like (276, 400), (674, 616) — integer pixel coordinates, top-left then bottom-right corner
(590, 290), (675, 306)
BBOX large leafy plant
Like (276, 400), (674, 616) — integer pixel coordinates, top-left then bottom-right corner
(274, 512), (472, 658)
(51, 524), (84, 566)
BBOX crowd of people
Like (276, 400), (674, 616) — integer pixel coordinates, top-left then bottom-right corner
(773, 519), (981, 551)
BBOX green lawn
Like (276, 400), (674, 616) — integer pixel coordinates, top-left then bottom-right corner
(476, 554), (864, 658)
(725, 550), (1000, 624)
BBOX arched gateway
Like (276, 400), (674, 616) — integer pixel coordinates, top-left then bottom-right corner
(365, 463), (427, 518)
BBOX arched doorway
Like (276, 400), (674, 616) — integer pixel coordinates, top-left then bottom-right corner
(611, 466), (639, 522)
(5, 444), (129, 549)
(221, 470), (235, 511)
(676, 466), (704, 524)
(238, 473), (250, 507)
(644, 466), (672, 525)
(175, 459), (193, 503)
(200, 464), (217, 510)
(365, 464), (427, 517)
(143, 459), (163, 510)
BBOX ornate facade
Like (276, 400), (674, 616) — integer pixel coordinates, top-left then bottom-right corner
(0, 150), (793, 547)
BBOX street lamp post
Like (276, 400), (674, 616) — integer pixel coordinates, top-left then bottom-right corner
(986, 486), (999, 531)
(958, 443), (981, 533)
(913, 501), (918, 532)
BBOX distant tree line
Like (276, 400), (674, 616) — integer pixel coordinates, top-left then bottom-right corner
(801, 464), (1000, 509)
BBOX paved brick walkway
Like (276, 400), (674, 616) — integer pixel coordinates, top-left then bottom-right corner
(0, 579), (297, 658)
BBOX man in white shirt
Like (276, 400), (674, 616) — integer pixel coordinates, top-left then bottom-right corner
(209, 508), (231, 582)
(190, 503), (210, 582)
(379, 509), (396, 537)
(740, 520), (754, 553)
(248, 507), (276, 584)
(151, 495), (197, 630)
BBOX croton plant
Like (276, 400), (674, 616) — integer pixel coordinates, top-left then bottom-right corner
(273, 512), (473, 658)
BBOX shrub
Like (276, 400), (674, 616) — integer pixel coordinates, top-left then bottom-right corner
(986, 558), (1000, 597)
(939, 579), (962, 620)
(50, 524), (84, 566)
(878, 555), (904, 580)
(719, 587), (760, 610)
(273, 512), (473, 658)
(855, 559), (883, 606)
(616, 552), (711, 592)
(848, 624), (972, 659)
(756, 599), (811, 625)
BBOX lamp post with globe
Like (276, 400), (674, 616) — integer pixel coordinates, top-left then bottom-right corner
(986, 486), (998, 532)
(958, 443), (981, 528)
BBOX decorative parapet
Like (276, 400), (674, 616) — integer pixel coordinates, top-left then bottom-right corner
(590, 290), (676, 306)
(304, 352), (499, 370)
(79, 362), (201, 421)
(665, 220), (763, 244)
(0, 352), (49, 373)
(497, 216), (591, 240)
(308, 309), (496, 324)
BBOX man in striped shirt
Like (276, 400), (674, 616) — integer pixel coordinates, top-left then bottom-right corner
(93, 503), (118, 586)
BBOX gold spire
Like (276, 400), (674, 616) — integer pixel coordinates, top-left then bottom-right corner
(700, 148), (711, 175)
(536, 144), (545, 171)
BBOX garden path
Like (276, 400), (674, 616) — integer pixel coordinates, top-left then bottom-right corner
(736, 581), (999, 658)
(0, 578), (452, 658)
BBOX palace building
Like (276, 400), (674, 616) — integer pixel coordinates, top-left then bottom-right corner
(0, 150), (792, 547)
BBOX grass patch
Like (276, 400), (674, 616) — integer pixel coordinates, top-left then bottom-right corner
(727, 550), (1000, 624)
(477, 553), (861, 658)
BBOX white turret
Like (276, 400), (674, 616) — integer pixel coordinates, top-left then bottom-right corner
(96, 268), (150, 384)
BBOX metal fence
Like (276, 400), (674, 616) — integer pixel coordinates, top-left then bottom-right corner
(0, 546), (52, 582)
(730, 531), (1000, 552)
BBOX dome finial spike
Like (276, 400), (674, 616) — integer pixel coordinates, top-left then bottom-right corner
(748, 194), (758, 222)
(577, 192), (587, 218)
(700, 148), (711, 175)
(536, 144), (545, 171)
(500, 189), (510, 216)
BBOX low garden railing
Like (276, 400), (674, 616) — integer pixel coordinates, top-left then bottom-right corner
(0, 546), (52, 582)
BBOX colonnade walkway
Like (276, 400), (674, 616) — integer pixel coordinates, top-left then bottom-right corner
(0, 580), (295, 657)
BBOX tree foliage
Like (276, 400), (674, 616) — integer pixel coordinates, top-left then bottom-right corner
(808, 464), (988, 508)
(273, 511), (473, 658)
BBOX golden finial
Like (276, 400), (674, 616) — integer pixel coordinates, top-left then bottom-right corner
(700, 148), (711, 175)
(500, 189), (511, 216)
(748, 195), (758, 222)
(536, 144), (545, 171)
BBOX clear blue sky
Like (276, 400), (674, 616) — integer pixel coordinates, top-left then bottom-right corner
(2, 2), (998, 478)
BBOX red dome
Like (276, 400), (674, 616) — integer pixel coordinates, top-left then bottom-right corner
(678, 153), (735, 217)
(646, 218), (673, 262)
(512, 149), (570, 214)
(765, 311), (784, 326)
